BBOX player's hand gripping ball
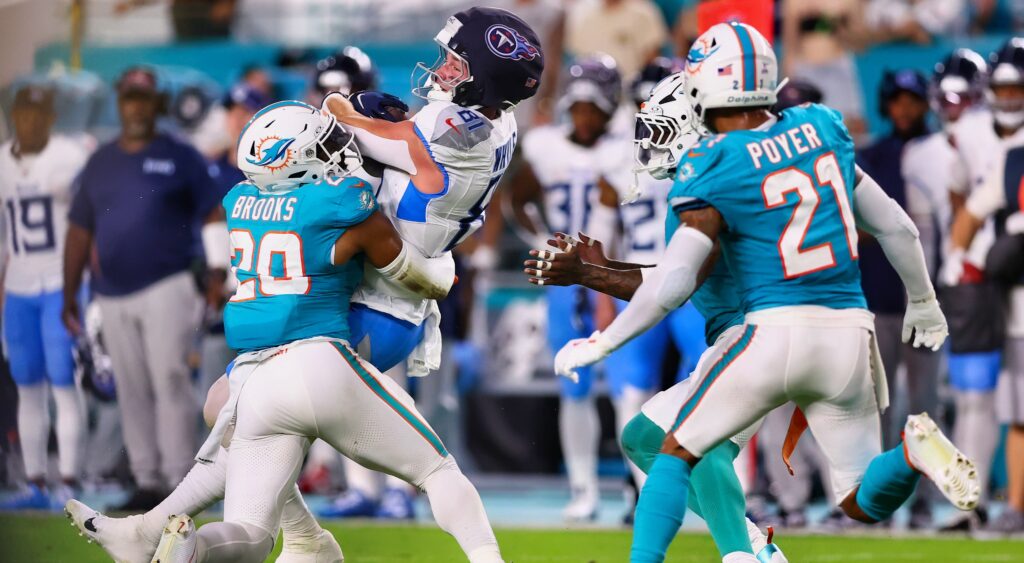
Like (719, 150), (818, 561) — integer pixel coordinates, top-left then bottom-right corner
(554, 331), (614, 382)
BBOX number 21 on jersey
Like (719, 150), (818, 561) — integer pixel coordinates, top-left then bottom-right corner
(762, 153), (858, 279)
(229, 229), (309, 301)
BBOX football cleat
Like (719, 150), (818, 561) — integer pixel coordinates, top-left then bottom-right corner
(150, 515), (197, 563)
(65, 499), (155, 563)
(562, 486), (598, 523)
(318, 489), (378, 519)
(0, 482), (49, 510)
(277, 528), (344, 563)
(375, 488), (415, 520)
(904, 413), (981, 511)
(755, 526), (789, 563)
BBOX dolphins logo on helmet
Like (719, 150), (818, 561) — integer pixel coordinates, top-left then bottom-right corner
(686, 37), (720, 75)
(247, 137), (296, 170)
(486, 24), (540, 61)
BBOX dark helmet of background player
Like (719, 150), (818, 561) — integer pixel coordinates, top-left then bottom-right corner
(930, 48), (987, 125)
(772, 78), (823, 113)
(987, 37), (1024, 129)
(314, 46), (377, 97)
(558, 53), (623, 117)
(413, 6), (544, 110)
(630, 57), (679, 107)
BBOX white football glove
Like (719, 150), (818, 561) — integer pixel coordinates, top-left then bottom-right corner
(554, 331), (614, 383)
(938, 248), (965, 287)
(902, 294), (948, 351)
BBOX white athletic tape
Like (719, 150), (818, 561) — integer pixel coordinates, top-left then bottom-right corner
(537, 249), (556, 261)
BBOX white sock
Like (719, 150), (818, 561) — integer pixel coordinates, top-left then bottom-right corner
(559, 396), (599, 495)
(422, 458), (501, 563)
(953, 390), (998, 503)
(614, 385), (654, 490)
(722, 552), (760, 563)
(342, 456), (383, 499)
(196, 521), (274, 563)
(140, 448), (227, 544)
(16, 383), (49, 480)
(51, 385), (85, 480)
(280, 483), (323, 541)
(746, 517), (767, 553)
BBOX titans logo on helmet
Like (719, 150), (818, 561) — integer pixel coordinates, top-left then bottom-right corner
(248, 137), (296, 170)
(485, 24), (540, 61)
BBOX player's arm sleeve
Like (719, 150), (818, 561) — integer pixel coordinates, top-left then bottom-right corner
(376, 245), (456, 301)
(600, 225), (714, 351)
(852, 169), (934, 301)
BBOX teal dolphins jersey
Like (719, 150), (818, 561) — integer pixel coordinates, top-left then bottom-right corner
(223, 177), (377, 353)
(667, 103), (866, 314)
(664, 213), (744, 346)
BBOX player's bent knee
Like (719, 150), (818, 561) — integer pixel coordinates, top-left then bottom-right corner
(840, 489), (879, 524)
(659, 434), (699, 465)
(621, 414), (665, 474)
(203, 374), (229, 429)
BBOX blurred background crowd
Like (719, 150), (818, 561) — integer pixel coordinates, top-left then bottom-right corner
(2, 0), (1024, 538)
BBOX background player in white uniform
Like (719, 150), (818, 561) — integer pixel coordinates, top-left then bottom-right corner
(944, 37), (1024, 535)
(553, 23), (978, 562)
(0, 84), (89, 511)
(593, 60), (709, 499)
(509, 54), (625, 521)
(901, 48), (991, 531)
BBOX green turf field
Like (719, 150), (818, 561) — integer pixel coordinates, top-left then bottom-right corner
(2, 514), (1022, 562)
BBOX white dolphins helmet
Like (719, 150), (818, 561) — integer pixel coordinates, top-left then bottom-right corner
(685, 22), (778, 131)
(237, 101), (362, 191)
(634, 72), (701, 180)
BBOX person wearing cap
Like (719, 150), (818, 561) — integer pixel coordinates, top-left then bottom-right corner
(0, 84), (90, 511)
(855, 68), (939, 529)
(62, 67), (227, 511)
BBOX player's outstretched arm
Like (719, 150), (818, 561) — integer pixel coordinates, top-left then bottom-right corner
(852, 168), (947, 351)
(334, 210), (455, 300)
(552, 207), (721, 380)
(321, 93), (446, 194)
(523, 233), (648, 300)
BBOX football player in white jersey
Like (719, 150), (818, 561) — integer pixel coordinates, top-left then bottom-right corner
(65, 8), (544, 562)
(593, 61), (709, 506)
(900, 48), (993, 532)
(944, 37), (1024, 535)
(0, 84), (89, 511)
(508, 54), (627, 521)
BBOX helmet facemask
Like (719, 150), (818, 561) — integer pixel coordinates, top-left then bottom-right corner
(413, 19), (474, 104)
(634, 112), (686, 179)
(314, 117), (363, 178)
(987, 68), (1024, 130)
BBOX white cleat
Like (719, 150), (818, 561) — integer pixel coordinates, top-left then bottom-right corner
(904, 413), (981, 511)
(562, 486), (599, 522)
(64, 499), (156, 563)
(151, 515), (197, 563)
(276, 528), (344, 563)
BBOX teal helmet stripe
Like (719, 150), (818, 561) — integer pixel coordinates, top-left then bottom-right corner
(729, 23), (758, 92)
(331, 342), (449, 457)
(671, 325), (757, 432)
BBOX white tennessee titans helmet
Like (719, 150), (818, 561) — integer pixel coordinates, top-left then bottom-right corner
(685, 22), (778, 130)
(237, 101), (362, 191)
(634, 71), (701, 180)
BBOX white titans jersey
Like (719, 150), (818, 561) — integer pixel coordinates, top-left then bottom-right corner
(523, 124), (619, 239)
(0, 136), (89, 295)
(601, 137), (671, 265)
(948, 109), (1024, 268)
(354, 101), (517, 325)
(901, 132), (954, 278)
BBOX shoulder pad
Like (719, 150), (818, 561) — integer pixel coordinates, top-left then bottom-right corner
(425, 104), (494, 152)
